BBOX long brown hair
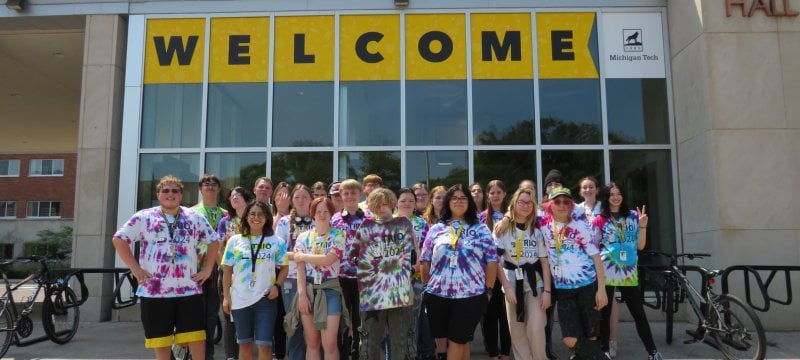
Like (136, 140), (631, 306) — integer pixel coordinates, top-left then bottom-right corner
(423, 185), (446, 224)
(485, 179), (507, 231)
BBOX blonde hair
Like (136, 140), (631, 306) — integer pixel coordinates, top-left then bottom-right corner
(367, 188), (397, 212)
(494, 187), (538, 237)
(340, 179), (363, 192)
(156, 175), (184, 192)
(423, 185), (447, 224)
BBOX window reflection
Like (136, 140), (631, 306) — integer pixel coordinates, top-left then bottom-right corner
(207, 83), (269, 147)
(407, 151), (468, 188)
(271, 152), (332, 185)
(474, 150), (536, 190)
(541, 150), (603, 200)
(539, 79), (601, 145)
(138, 153), (200, 209)
(406, 81), (468, 146)
(339, 151), (400, 191)
(606, 79), (669, 144)
(339, 82), (400, 146)
(473, 80), (535, 145)
(205, 152), (267, 193)
(273, 82), (334, 147)
(141, 84), (202, 148)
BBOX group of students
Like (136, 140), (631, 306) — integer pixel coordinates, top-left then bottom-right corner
(112, 170), (664, 360)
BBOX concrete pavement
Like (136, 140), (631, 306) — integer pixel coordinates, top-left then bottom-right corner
(4, 319), (800, 360)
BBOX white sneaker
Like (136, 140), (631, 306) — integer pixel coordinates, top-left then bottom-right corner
(647, 351), (664, 360)
(609, 340), (617, 358)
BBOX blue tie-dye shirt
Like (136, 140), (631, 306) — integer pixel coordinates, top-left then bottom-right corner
(592, 210), (640, 287)
(538, 215), (599, 290)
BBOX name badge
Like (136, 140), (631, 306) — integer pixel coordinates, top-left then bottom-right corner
(514, 268), (524, 280)
(553, 265), (562, 279)
(167, 245), (176, 263)
(449, 253), (458, 268)
(250, 274), (257, 287)
(314, 273), (322, 285)
(619, 250), (628, 262)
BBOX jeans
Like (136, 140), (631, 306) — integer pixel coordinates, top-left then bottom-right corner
(283, 278), (306, 360)
(359, 307), (414, 360)
(232, 296), (279, 346)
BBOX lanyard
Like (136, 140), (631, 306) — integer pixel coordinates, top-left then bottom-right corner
(311, 229), (329, 255)
(249, 235), (266, 273)
(202, 205), (220, 228)
(552, 220), (568, 259)
(160, 208), (182, 241)
(514, 226), (527, 263)
(610, 215), (626, 243)
(449, 222), (465, 249)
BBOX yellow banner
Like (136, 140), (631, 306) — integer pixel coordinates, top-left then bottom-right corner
(471, 13), (533, 80)
(209, 17), (270, 83)
(537, 13), (598, 79)
(144, 18), (206, 84)
(340, 15), (400, 81)
(274, 16), (334, 82)
(405, 14), (466, 80)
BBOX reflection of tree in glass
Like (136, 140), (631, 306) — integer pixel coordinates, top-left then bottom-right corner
(475, 120), (534, 145)
(272, 153), (332, 186)
(607, 131), (639, 145)
(474, 151), (536, 191)
(541, 150), (603, 201)
(345, 152), (401, 193)
(427, 167), (468, 189)
(238, 162), (267, 190)
(540, 117), (601, 144)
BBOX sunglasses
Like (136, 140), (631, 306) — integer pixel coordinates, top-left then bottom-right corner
(159, 188), (182, 194)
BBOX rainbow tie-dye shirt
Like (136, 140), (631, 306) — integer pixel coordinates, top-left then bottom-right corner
(294, 228), (345, 282)
(331, 209), (371, 279)
(351, 217), (415, 311)
(221, 234), (288, 309)
(538, 215), (599, 290)
(275, 215), (315, 278)
(421, 220), (498, 299)
(592, 211), (640, 287)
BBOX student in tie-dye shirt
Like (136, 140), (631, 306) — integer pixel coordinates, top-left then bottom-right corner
(294, 197), (346, 360)
(350, 188), (416, 360)
(221, 200), (288, 360)
(593, 182), (662, 360)
(539, 186), (607, 360)
(112, 175), (219, 359)
(275, 184), (315, 360)
(330, 179), (370, 360)
(421, 184), (498, 360)
(479, 179), (511, 360)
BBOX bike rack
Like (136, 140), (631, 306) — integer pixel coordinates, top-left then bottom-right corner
(59, 268), (139, 309)
(720, 265), (800, 312)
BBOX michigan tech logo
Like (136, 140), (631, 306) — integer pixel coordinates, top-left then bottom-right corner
(622, 29), (643, 52)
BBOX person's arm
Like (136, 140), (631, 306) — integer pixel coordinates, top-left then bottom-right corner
(221, 264), (233, 314)
(591, 253), (608, 310)
(268, 265), (288, 300)
(540, 257), (552, 310)
(193, 240), (219, 284)
(420, 262), (430, 284)
(485, 261), (497, 299)
(496, 262), (516, 305)
(636, 207), (648, 251)
(294, 251), (339, 267)
(112, 237), (150, 283)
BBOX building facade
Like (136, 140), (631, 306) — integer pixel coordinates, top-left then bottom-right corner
(0, 0), (798, 329)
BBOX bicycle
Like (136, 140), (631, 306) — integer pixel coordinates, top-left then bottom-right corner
(646, 251), (766, 360)
(0, 254), (80, 358)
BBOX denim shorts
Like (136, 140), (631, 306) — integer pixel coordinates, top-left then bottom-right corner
(319, 288), (342, 316)
(232, 296), (278, 346)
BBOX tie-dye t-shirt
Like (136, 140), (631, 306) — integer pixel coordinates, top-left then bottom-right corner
(538, 215), (599, 290)
(275, 215), (315, 278)
(574, 201), (601, 226)
(421, 220), (498, 299)
(592, 211), (640, 287)
(221, 234), (288, 309)
(330, 209), (371, 279)
(350, 217), (416, 311)
(494, 225), (547, 292)
(294, 228), (345, 282)
(113, 206), (219, 298)
(479, 209), (504, 226)
(193, 205), (228, 271)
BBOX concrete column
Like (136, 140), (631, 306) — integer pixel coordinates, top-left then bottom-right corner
(72, 14), (127, 322)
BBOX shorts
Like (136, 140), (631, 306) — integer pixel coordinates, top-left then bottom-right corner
(140, 294), (206, 348)
(423, 292), (488, 344)
(232, 296), (278, 346)
(556, 282), (601, 339)
(315, 287), (342, 316)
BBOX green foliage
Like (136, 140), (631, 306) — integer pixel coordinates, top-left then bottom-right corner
(23, 226), (73, 258)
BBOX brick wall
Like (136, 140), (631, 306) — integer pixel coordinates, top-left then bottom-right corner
(0, 153), (77, 219)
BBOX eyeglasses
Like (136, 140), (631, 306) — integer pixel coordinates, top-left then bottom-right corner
(230, 193), (242, 199)
(516, 200), (535, 207)
(159, 188), (181, 194)
(247, 212), (267, 218)
(551, 199), (572, 206)
(201, 182), (219, 188)
(450, 196), (468, 203)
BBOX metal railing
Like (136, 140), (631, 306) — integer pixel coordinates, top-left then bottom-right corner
(720, 265), (800, 312)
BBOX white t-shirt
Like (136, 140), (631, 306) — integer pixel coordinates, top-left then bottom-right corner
(221, 234), (288, 310)
(494, 225), (547, 292)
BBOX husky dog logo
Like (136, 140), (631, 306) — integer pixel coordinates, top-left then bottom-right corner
(623, 29), (643, 52)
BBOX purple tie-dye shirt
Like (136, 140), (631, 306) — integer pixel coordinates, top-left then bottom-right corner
(420, 220), (498, 299)
(113, 206), (219, 298)
(538, 215), (599, 290)
(330, 209), (371, 279)
(350, 217), (416, 311)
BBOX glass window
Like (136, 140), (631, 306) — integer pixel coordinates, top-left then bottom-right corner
(205, 152), (267, 194)
(141, 84), (202, 148)
(206, 83), (269, 148)
(0, 244), (12, 259)
(138, 153), (200, 210)
(26, 201), (61, 218)
(339, 82), (400, 146)
(272, 82), (334, 147)
(541, 150), (604, 200)
(473, 80), (535, 145)
(474, 150), (536, 191)
(0, 201), (15, 218)
(406, 81), (468, 146)
(0, 160), (20, 177)
(271, 152), (332, 185)
(29, 159), (64, 176)
(406, 151), (468, 188)
(610, 150), (675, 255)
(606, 78), (669, 144)
(338, 151), (401, 192)
(539, 79), (602, 144)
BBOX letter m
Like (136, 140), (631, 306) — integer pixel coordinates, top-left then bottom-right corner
(153, 36), (199, 66)
(481, 31), (521, 61)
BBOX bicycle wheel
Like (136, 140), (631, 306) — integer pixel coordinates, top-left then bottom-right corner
(42, 286), (80, 344)
(709, 294), (766, 360)
(0, 301), (13, 359)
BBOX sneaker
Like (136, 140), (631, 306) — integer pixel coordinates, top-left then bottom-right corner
(604, 352), (612, 360)
(647, 351), (664, 360)
(609, 340), (617, 358)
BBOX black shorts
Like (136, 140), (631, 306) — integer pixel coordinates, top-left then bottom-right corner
(140, 294), (206, 348)
(555, 282), (601, 339)
(424, 292), (488, 344)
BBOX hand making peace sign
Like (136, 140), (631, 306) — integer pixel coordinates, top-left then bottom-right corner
(637, 205), (648, 228)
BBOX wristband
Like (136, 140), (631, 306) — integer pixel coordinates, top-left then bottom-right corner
(639, 226), (647, 229)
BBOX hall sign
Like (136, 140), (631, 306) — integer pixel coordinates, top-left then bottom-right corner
(143, 12), (665, 84)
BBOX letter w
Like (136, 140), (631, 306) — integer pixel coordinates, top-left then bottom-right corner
(153, 36), (199, 66)
(482, 31), (521, 61)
